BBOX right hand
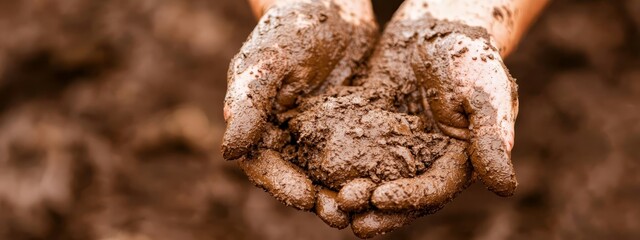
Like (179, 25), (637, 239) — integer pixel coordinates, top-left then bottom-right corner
(222, 0), (377, 160)
(223, 0), (386, 235)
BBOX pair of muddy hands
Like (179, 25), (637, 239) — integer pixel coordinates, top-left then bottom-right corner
(222, 0), (518, 238)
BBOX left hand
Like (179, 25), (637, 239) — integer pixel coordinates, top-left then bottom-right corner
(412, 31), (519, 197)
(348, 0), (528, 236)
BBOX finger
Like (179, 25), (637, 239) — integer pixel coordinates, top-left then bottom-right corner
(238, 149), (315, 210)
(460, 40), (519, 197)
(222, 48), (288, 160)
(351, 210), (418, 239)
(315, 188), (350, 229)
(412, 33), (471, 140)
(337, 178), (376, 212)
(414, 32), (518, 196)
(465, 96), (518, 197)
(371, 140), (472, 211)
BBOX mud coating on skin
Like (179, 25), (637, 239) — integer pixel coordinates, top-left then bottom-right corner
(315, 188), (349, 229)
(222, 0), (377, 160)
(225, 0), (520, 238)
(371, 140), (473, 211)
(227, 17), (476, 239)
(351, 211), (418, 239)
(238, 150), (315, 210)
(337, 178), (377, 212)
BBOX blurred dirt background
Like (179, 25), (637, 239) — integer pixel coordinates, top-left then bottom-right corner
(0, 0), (638, 239)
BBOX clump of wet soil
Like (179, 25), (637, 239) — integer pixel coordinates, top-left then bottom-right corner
(1, 0), (640, 239)
(288, 86), (451, 190)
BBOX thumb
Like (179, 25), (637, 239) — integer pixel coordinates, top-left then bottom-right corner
(461, 42), (518, 197)
(413, 32), (518, 196)
(464, 74), (518, 196)
(222, 49), (288, 160)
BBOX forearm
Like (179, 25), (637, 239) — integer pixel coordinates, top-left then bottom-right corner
(398, 0), (549, 57)
(248, 0), (374, 25)
(248, 0), (275, 18)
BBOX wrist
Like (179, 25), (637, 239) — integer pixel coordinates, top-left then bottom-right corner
(248, 0), (275, 19)
(398, 0), (548, 57)
(248, 0), (374, 26)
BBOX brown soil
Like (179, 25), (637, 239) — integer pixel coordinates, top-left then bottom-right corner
(225, 5), (480, 233)
(289, 86), (451, 190)
(221, 0), (378, 160)
(0, 0), (639, 240)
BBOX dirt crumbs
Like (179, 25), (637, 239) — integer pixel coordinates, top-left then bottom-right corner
(1, 0), (637, 239)
(221, 0), (378, 160)
(230, 77), (462, 235)
(289, 85), (452, 190)
(223, 6), (474, 237)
